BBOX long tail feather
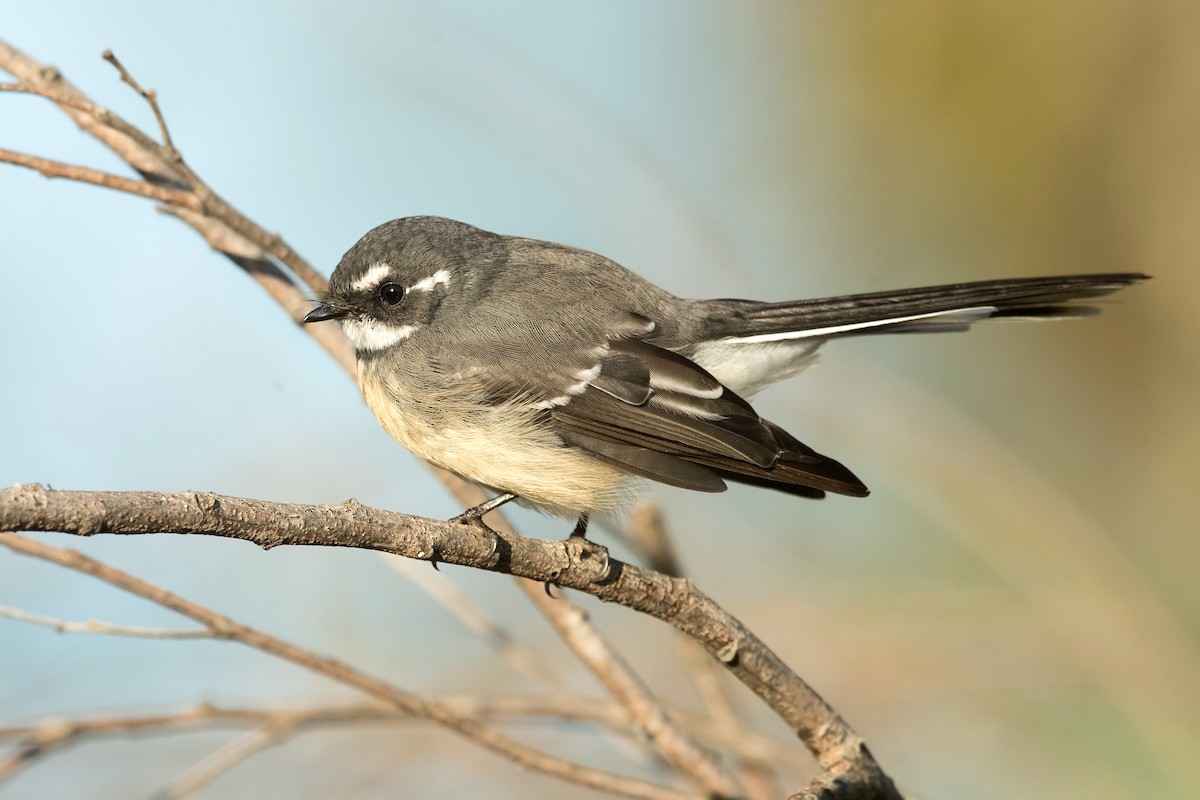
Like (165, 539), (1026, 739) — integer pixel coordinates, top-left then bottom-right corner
(701, 273), (1148, 341)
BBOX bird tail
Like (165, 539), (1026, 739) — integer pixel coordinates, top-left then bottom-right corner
(698, 273), (1148, 342)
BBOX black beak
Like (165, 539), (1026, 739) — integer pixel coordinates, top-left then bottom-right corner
(303, 303), (349, 324)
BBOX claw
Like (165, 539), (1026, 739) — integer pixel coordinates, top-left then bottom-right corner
(594, 547), (611, 581)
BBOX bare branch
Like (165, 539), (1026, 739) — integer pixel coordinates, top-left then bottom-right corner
(0, 485), (900, 798)
(156, 725), (282, 799)
(626, 502), (686, 578)
(0, 147), (200, 207)
(0, 532), (697, 800)
(0, 696), (792, 761)
(0, 44), (184, 184)
(0, 40), (326, 295)
(538, 599), (741, 797)
(0, 695), (792, 789)
(0, 605), (209, 639)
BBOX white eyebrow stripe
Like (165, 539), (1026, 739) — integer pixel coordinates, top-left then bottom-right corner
(410, 269), (452, 293)
(340, 318), (416, 351)
(351, 264), (393, 292)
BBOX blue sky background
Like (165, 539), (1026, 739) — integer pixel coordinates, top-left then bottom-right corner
(2, 3), (1197, 799)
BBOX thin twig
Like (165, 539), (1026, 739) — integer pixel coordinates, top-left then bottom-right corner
(0, 40), (327, 295)
(0, 697), (789, 765)
(102, 49), (174, 152)
(0, 50), (186, 185)
(155, 724), (282, 799)
(0, 605), (209, 639)
(0, 696), (790, 795)
(0, 148), (200, 208)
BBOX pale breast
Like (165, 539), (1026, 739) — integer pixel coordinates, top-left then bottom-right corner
(357, 359), (632, 517)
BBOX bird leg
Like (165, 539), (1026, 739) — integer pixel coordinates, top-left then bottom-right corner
(450, 492), (517, 525)
(569, 514), (590, 539)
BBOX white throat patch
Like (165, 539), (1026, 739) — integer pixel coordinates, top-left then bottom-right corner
(341, 318), (416, 351)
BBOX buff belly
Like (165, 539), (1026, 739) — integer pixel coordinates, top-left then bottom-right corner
(358, 364), (632, 517)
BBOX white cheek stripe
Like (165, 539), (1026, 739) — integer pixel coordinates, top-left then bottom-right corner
(722, 307), (997, 343)
(410, 269), (451, 293)
(341, 318), (416, 351)
(351, 263), (393, 292)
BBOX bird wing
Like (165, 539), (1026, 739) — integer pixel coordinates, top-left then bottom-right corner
(447, 302), (868, 498)
(518, 336), (867, 498)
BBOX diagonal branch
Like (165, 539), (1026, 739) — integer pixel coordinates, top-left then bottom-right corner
(0, 148), (200, 208)
(157, 724), (283, 799)
(628, 504), (781, 800)
(0, 531), (697, 800)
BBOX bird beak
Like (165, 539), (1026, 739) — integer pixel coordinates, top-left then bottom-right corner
(303, 303), (349, 324)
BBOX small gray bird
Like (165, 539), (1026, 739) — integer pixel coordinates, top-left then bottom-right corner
(305, 216), (1145, 535)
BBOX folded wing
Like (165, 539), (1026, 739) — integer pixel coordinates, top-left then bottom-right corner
(547, 338), (868, 498)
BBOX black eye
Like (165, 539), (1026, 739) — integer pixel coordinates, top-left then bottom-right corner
(379, 283), (405, 306)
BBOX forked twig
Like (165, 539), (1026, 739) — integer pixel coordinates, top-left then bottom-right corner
(102, 49), (175, 152)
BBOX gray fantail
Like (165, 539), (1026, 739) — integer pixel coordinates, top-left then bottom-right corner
(305, 216), (1146, 535)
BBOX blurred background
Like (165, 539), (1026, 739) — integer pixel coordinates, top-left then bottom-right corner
(1, 2), (1196, 798)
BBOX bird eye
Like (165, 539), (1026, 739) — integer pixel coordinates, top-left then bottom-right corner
(379, 283), (406, 306)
